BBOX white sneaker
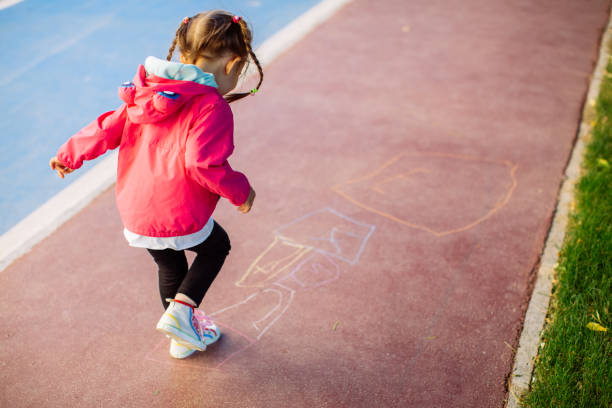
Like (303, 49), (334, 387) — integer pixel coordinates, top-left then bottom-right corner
(156, 299), (206, 351)
(169, 310), (221, 359)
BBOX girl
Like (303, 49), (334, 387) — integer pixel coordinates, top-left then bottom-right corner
(49, 10), (262, 359)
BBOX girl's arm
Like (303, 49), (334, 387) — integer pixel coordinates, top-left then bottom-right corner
(185, 101), (251, 207)
(54, 104), (128, 170)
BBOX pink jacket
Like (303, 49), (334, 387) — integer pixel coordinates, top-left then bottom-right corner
(57, 64), (251, 237)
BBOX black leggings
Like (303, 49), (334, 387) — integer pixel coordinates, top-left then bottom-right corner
(147, 221), (231, 310)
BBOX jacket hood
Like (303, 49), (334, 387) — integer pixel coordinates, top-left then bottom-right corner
(118, 56), (219, 124)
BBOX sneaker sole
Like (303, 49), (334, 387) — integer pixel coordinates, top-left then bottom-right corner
(156, 323), (206, 351)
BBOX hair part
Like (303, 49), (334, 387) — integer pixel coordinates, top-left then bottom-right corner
(167, 10), (263, 103)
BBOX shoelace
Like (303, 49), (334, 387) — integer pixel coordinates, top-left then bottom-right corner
(193, 310), (218, 339)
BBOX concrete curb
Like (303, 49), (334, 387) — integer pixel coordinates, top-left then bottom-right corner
(0, 0), (353, 273)
(506, 10), (612, 408)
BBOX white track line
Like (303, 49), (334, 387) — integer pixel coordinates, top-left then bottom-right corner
(0, 0), (23, 11)
(0, 0), (353, 272)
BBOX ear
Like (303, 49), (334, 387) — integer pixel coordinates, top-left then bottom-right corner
(225, 56), (243, 75)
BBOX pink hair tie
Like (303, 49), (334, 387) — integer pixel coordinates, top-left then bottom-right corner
(183, 16), (190, 24)
(232, 15), (241, 23)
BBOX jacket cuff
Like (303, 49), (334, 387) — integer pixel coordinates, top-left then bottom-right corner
(56, 151), (80, 170)
(232, 179), (251, 206)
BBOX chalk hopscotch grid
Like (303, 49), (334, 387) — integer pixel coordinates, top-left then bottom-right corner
(210, 208), (375, 364)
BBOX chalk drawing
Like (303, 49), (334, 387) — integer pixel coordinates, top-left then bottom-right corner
(236, 208), (374, 288)
(371, 168), (430, 194)
(332, 152), (518, 237)
(213, 251), (340, 342)
(236, 236), (314, 288)
(204, 208), (374, 368)
(273, 207), (376, 265)
(252, 288), (290, 333)
(274, 250), (341, 291)
(211, 286), (296, 340)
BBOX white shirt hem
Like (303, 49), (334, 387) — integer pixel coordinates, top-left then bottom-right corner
(123, 217), (215, 250)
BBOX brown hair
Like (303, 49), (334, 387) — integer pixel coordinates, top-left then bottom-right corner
(167, 10), (263, 103)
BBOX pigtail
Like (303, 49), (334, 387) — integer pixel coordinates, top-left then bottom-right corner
(224, 19), (264, 104)
(247, 43), (264, 94)
(167, 36), (178, 61)
(167, 17), (191, 61)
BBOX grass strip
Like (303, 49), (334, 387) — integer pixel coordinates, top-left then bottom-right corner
(522, 47), (612, 408)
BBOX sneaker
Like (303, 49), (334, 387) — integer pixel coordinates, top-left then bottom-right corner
(169, 310), (221, 359)
(156, 299), (206, 351)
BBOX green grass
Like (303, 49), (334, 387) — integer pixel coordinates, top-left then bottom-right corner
(521, 50), (612, 407)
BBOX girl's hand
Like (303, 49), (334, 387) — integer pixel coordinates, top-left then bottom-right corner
(238, 187), (256, 214)
(49, 156), (74, 179)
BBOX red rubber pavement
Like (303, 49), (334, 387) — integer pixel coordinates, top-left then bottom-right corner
(1, 0), (609, 407)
